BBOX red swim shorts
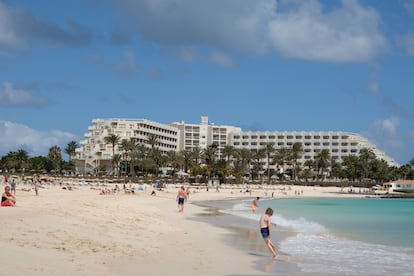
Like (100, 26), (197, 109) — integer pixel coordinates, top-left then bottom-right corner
(1, 201), (13, 207)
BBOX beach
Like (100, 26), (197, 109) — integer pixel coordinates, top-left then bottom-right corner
(0, 182), (399, 275)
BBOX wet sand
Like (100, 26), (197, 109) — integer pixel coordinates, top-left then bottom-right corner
(192, 199), (302, 275)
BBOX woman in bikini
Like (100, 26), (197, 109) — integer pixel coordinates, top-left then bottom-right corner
(1, 186), (16, 207)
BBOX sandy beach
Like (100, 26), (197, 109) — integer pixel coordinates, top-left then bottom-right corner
(0, 182), (376, 276)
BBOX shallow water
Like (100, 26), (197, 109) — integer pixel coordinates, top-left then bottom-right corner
(222, 197), (414, 275)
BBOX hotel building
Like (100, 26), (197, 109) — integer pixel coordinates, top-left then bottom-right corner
(74, 116), (398, 175)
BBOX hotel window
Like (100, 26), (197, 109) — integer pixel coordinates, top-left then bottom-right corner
(332, 149), (338, 152)
(278, 142), (284, 146)
(269, 135), (275, 139)
(332, 136), (339, 139)
(278, 135), (284, 139)
(323, 142), (329, 146)
(287, 135), (293, 139)
(287, 142), (293, 146)
(323, 136), (330, 139)
(314, 142), (320, 146)
(305, 136), (311, 139)
(296, 136), (302, 139)
(341, 143), (348, 146)
(314, 135), (320, 139)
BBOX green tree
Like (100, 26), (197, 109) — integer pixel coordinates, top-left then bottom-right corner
(48, 146), (62, 173)
(314, 149), (330, 180)
(64, 141), (78, 173)
(263, 143), (276, 184)
(104, 134), (121, 176)
(291, 142), (303, 181)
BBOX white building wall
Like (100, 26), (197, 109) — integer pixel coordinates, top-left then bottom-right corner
(75, 116), (398, 175)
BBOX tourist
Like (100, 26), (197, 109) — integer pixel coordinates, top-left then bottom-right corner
(1, 186), (16, 207)
(259, 208), (277, 258)
(10, 179), (16, 195)
(251, 197), (260, 212)
(176, 186), (187, 213)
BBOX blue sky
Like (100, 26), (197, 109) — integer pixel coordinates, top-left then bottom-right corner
(0, 0), (413, 165)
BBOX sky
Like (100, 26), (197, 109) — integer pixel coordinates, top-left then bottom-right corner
(0, 0), (413, 165)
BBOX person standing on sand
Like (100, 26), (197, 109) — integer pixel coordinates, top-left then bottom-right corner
(176, 186), (187, 213)
(260, 208), (277, 258)
(34, 181), (39, 196)
(251, 197), (260, 212)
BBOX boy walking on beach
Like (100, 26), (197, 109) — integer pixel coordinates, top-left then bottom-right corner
(260, 208), (277, 258)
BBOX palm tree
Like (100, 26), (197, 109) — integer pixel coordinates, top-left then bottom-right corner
(64, 141), (78, 161)
(64, 141), (78, 173)
(274, 148), (291, 180)
(203, 144), (218, 180)
(263, 143), (276, 184)
(15, 149), (29, 172)
(48, 146), (62, 173)
(250, 148), (265, 181)
(146, 133), (158, 149)
(120, 138), (138, 176)
(314, 149), (330, 180)
(291, 142), (303, 181)
(222, 145), (235, 165)
(104, 134), (120, 176)
(342, 155), (359, 181)
(358, 148), (376, 180)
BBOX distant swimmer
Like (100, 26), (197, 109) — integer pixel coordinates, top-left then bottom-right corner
(260, 208), (277, 259)
(251, 197), (260, 212)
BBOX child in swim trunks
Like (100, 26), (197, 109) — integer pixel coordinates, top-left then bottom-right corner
(259, 208), (277, 258)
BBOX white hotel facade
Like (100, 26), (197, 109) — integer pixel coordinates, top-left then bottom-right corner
(74, 116), (398, 175)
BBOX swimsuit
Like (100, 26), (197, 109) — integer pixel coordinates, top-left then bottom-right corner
(178, 197), (185, 205)
(260, 227), (270, 238)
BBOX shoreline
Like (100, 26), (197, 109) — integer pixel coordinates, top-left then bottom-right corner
(0, 182), (404, 275)
(191, 199), (301, 274)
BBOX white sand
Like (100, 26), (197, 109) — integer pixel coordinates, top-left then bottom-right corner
(0, 182), (374, 275)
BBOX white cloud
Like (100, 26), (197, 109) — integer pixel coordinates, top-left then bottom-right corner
(403, 0), (414, 17)
(113, 51), (139, 76)
(106, 0), (387, 63)
(178, 47), (237, 68)
(106, 0), (275, 54)
(0, 120), (78, 157)
(0, 82), (48, 107)
(210, 51), (238, 68)
(268, 0), (387, 62)
(0, 3), (24, 49)
(363, 117), (403, 162)
(88, 51), (140, 76)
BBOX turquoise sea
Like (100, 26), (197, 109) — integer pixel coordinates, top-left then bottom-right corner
(223, 197), (414, 275)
